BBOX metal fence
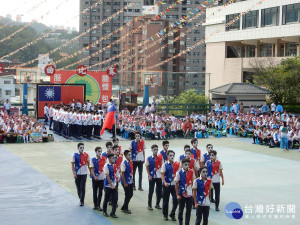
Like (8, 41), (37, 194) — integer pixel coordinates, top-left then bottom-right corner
(137, 103), (209, 116)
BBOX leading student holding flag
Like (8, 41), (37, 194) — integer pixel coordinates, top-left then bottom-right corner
(101, 99), (117, 138)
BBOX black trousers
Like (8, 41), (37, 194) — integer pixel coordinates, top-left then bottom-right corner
(76, 124), (82, 137)
(122, 183), (133, 210)
(133, 161), (143, 189)
(178, 195), (193, 225)
(162, 185), (178, 217)
(195, 206), (210, 225)
(49, 117), (53, 129)
(148, 178), (162, 207)
(103, 187), (118, 215)
(58, 122), (62, 134)
(44, 114), (48, 124)
(86, 125), (93, 137)
(213, 183), (220, 209)
(92, 179), (104, 207)
(75, 175), (87, 203)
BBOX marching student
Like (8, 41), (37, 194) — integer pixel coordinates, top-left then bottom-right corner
(179, 146), (200, 178)
(93, 112), (101, 139)
(203, 144), (214, 165)
(71, 143), (90, 206)
(113, 144), (123, 206)
(120, 150), (134, 214)
(175, 158), (195, 225)
(103, 153), (119, 218)
(205, 150), (224, 211)
(193, 166), (212, 225)
(89, 147), (106, 211)
(161, 150), (179, 221)
(190, 138), (204, 167)
(160, 140), (169, 162)
(145, 144), (162, 210)
(49, 104), (54, 130)
(102, 141), (113, 158)
(129, 131), (146, 191)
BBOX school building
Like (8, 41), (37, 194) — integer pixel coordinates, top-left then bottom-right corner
(204, 0), (300, 98)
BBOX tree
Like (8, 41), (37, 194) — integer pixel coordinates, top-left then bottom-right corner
(160, 89), (209, 115)
(251, 57), (300, 105)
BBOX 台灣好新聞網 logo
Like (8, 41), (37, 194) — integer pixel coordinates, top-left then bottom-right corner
(225, 202), (243, 219)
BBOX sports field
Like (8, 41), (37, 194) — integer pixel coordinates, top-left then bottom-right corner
(1, 137), (299, 225)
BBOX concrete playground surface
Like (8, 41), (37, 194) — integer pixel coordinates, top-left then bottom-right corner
(1, 137), (300, 225)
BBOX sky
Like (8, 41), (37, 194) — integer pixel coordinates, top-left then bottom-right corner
(0, 0), (80, 30)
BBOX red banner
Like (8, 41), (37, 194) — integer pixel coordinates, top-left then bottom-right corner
(50, 70), (112, 105)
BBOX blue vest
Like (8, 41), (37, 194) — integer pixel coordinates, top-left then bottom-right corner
(121, 160), (133, 185)
(102, 152), (108, 159)
(206, 160), (213, 179)
(74, 153), (86, 174)
(131, 140), (138, 160)
(91, 157), (99, 179)
(191, 148), (198, 160)
(104, 164), (115, 187)
(179, 154), (185, 162)
(148, 156), (156, 178)
(178, 170), (187, 195)
(160, 150), (167, 162)
(164, 162), (174, 185)
(203, 153), (210, 165)
(196, 179), (206, 204)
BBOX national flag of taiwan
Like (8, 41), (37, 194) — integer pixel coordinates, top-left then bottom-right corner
(100, 101), (116, 135)
(37, 85), (85, 118)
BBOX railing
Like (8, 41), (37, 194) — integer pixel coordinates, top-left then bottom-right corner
(137, 103), (209, 116)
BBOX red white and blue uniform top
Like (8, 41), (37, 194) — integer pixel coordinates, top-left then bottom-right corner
(120, 159), (133, 185)
(178, 155), (200, 171)
(205, 160), (223, 183)
(191, 147), (204, 163)
(104, 162), (117, 188)
(145, 155), (163, 179)
(72, 152), (90, 175)
(161, 161), (180, 186)
(160, 149), (168, 163)
(192, 178), (212, 206)
(175, 168), (196, 197)
(130, 139), (146, 162)
(90, 156), (106, 180)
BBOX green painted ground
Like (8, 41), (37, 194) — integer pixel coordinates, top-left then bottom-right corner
(3, 137), (300, 225)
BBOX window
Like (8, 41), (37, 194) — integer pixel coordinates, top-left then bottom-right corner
(286, 43), (297, 56)
(242, 10), (258, 29)
(261, 7), (279, 27)
(282, 3), (300, 24)
(5, 90), (11, 95)
(260, 44), (273, 57)
(227, 46), (242, 58)
(246, 45), (256, 57)
(226, 13), (240, 31)
(4, 80), (11, 84)
(193, 59), (199, 63)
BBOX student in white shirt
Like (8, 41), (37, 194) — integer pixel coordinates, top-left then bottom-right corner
(44, 103), (49, 125)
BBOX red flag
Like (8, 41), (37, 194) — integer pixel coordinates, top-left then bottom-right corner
(100, 102), (116, 135)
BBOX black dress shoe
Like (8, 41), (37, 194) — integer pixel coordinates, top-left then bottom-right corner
(103, 212), (109, 217)
(147, 206), (153, 211)
(98, 207), (103, 211)
(93, 206), (98, 210)
(123, 209), (132, 214)
(163, 216), (168, 221)
(211, 199), (215, 203)
(80, 202), (84, 206)
(110, 214), (118, 218)
(138, 188), (144, 191)
(216, 208), (220, 211)
(169, 215), (177, 221)
(155, 205), (162, 209)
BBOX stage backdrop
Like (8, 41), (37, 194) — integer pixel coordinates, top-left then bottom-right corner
(50, 70), (112, 105)
(37, 84), (86, 119)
